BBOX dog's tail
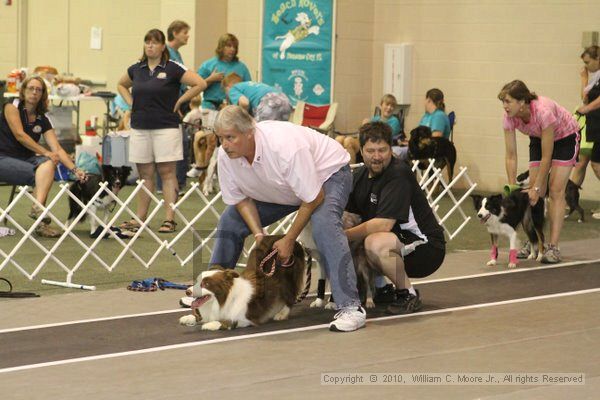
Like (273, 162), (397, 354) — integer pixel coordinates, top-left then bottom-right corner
(523, 198), (545, 254)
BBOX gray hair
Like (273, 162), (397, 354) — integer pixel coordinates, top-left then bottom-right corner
(214, 105), (255, 133)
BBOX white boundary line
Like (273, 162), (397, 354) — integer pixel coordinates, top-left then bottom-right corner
(416, 258), (600, 285)
(1, 287), (599, 375)
(0, 309), (187, 334)
(1, 258), (599, 335)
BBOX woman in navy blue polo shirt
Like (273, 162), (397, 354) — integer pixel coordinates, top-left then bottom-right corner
(117, 29), (206, 233)
(0, 76), (86, 238)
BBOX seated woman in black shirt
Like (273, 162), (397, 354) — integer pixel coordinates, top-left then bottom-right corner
(0, 76), (86, 237)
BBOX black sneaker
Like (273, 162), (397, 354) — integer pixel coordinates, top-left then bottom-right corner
(386, 289), (422, 315)
(373, 283), (396, 304)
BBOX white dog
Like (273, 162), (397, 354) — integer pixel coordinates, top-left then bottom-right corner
(275, 12), (320, 60)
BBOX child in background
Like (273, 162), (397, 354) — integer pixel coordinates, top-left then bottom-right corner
(336, 94), (402, 164)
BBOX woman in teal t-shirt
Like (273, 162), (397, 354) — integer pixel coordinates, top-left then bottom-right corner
(196, 33), (251, 110)
(418, 88), (451, 139)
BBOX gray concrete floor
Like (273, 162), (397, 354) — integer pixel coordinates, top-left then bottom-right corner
(1, 238), (599, 399)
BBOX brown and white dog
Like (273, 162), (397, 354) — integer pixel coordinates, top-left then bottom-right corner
(179, 235), (307, 331)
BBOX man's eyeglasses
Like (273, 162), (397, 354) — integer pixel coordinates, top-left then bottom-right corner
(26, 87), (43, 93)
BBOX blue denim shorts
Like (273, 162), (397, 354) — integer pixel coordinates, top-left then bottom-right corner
(0, 155), (51, 186)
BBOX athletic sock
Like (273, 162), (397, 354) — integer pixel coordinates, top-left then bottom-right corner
(407, 286), (417, 296)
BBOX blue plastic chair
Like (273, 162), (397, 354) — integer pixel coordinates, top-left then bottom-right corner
(448, 111), (456, 142)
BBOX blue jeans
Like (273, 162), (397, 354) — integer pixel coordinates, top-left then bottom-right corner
(0, 155), (50, 186)
(209, 165), (360, 308)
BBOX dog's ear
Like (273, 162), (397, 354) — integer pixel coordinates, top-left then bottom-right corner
(409, 125), (432, 141)
(470, 194), (482, 210)
(500, 194), (516, 210)
(490, 194), (503, 203)
(224, 270), (240, 279)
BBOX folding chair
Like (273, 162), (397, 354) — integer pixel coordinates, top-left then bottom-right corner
(291, 101), (338, 136)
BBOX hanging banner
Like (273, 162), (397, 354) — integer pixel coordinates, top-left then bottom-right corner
(261, 0), (334, 106)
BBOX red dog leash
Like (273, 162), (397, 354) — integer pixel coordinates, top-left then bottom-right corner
(259, 248), (295, 277)
(258, 249), (312, 304)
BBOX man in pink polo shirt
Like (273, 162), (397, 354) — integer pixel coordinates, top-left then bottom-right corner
(499, 80), (580, 263)
(208, 105), (365, 332)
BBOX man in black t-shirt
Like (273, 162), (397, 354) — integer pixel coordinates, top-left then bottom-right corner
(345, 121), (446, 314)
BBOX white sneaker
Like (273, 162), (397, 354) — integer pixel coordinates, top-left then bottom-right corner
(592, 212), (600, 220)
(186, 167), (203, 178)
(329, 306), (366, 332)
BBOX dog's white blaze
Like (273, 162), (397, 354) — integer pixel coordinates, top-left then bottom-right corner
(477, 197), (490, 219)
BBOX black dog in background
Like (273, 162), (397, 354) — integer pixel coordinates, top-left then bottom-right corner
(408, 125), (457, 181)
(67, 165), (132, 237)
(516, 170), (584, 223)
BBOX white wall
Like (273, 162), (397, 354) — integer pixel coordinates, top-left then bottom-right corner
(369, 0), (600, 198)
(0, 1), (20, 75)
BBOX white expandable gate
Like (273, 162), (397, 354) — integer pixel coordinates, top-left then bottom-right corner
(0, 159), (476, 289)
(411, 159), (477, 240)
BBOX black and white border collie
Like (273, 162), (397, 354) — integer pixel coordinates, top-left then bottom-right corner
(471, 192), (545, 268)
(179, 235), (307, 331)
(67, 165), (131, 237)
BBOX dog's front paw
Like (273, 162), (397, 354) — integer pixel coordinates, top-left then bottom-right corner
(527, 253), (537, 260)
(310, 298), (324, 308)
(364, 298), (376, 309)
(486, 259), (497, 266)
(508, 262), (517, 269)
(536, 252), (543, 262)
(201, 321), (222, 331)
(179, 315), (198, 327)
(273, 306), (290, 321)
(324, 301), (337, 310)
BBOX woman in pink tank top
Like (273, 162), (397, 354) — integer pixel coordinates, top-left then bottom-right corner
(498, 80), (580, 264)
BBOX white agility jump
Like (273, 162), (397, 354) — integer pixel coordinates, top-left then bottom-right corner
(0, 158), (476, 289)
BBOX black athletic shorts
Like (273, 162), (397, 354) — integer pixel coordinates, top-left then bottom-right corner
(404, 242), (445, 278)
(591, 142), (600, 163)
(528, 133), (579, 167)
